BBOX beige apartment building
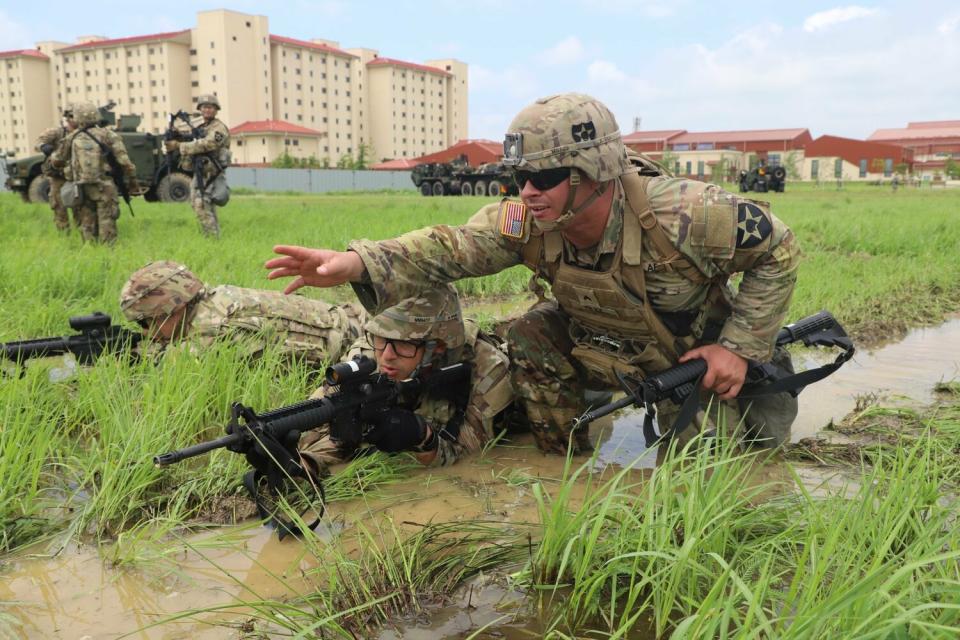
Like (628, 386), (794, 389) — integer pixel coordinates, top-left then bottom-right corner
(0, 9), (467, 164)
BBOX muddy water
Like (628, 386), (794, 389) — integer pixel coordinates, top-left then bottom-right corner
(4, 317), (960, 639)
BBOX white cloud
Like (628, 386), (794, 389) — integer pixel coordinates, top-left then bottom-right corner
(938, 14), (960, 34)
(803, 6), (880, 32)
(537, 37), (585, 66)
(587, 60), (627, 84)
(0, 10), (33, 50)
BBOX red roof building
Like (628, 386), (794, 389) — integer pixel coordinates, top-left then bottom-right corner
(622, 129), (686, 152)
(366, 57), (451, 77)
(230, 120), (324, 136)
(57, 30), (191, 52)
(0, 49), (49, 60)
(867, 120), (960, 159)
(230, 120), (325, 165)
(666, 128), (813, 153)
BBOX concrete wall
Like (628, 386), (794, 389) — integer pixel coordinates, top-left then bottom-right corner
(225, 167), (414, 192)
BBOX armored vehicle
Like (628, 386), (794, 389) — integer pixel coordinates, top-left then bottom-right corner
(411, 156), (519, 197)
(739, 163), (786, 193)
(3, 103), (193, 204)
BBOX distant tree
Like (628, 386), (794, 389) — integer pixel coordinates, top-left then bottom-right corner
(336, 153), (353, 169)
(710, 156), (731, 185)
(784, 151), (802, 180)
(353, 144), (374, 170)
(659, 150), (678, 175)
(945, 157), (959, 179)
(271, 151), (296, 168)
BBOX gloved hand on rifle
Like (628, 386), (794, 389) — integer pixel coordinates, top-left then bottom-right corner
(164, 139), (180, 152)
(365, 408), (437, 453)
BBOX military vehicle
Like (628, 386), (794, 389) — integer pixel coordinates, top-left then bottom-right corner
(739, 162), (786, 193)
(3, 103), (193, 204)
(411, 156), (519, 197)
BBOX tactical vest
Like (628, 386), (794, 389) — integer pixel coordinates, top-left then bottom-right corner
(520, 171), (727, 386)
(71, 128), (105, 184)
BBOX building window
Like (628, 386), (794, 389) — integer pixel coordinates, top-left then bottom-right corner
(697, 161), (705, 178)
(834, 158), (843, 178)
(768, 154), (781, 167)
(859, 159), (868, 177)
(811, 159), (819, 180)
(883, 158), (893, 177)
(685, 161), (692, 175)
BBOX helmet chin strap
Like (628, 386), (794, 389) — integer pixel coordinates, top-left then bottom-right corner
(532, 169), (610, 233)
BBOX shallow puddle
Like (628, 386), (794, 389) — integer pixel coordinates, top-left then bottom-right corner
(4, 316), (960, 638)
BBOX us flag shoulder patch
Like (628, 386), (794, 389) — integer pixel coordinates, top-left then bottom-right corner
(497, 199), (528, 241)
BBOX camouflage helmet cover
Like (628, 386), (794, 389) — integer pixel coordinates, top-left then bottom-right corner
(503, 93), (630, 182)
(196, 93), (221, 110)
(72, 101), (99, 127)
(119, 260), (204, 323)
(364, 284), (465, 350)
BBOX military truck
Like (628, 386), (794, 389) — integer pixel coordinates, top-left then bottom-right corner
(739, 162), (786, 193)
(3, 104), (193, 204)
(411, 156), (519, 197)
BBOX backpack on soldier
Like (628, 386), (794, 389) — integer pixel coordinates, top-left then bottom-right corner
(71, 129), (104, 184)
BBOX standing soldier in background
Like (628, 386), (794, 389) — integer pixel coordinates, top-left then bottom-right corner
(51, 101), (137, 244)
(34, 106), (77, 232)
(165, 94), (230, 237)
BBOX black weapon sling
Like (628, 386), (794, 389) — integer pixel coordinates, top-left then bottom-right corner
(81, 128), (134, 216)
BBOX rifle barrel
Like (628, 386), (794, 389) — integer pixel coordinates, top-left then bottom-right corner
(153, 433), (241, 466)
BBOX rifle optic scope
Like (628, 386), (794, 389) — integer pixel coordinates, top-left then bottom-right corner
(68, 312), (112, 333)
(325, 354), (377, 386)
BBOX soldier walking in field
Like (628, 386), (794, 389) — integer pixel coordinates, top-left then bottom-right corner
(265, 92), (802, 455)
(35, 106), (78, 232)
(50, 101), (137, 244)
(119, 261), (367, 369)
(165, 94), (230, 237)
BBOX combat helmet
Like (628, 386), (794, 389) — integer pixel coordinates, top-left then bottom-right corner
(196, 94), (221, 110)
(502, 93), (629, 183)
(119, 260), (205, 324)
(363, 284), (465, 373)
(72, 101), (100, 128)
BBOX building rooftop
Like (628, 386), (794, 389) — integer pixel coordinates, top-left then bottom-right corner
(231, 120), (324, 136)
(670, 128), (811, 144)
(0, 49), (49, 60)
(907, 120), (960, 129)
(367, 57), (450, 76)
(868, 126), (960, 141)
(58, 30), (191, 52)
(268, 35), (356, 58)
(622, 130), (686, 144)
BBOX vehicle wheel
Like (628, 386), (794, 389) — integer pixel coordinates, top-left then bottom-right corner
(420, 182), (433, 196)
(432, 181), (446, 196)
(27, 175), (51, 203)
(473, 180), (486, 197)
(460, 182), (473, 196)
(156, 173), (192, 202)
(488, 180), (505, 197)
(772, 167), (786, 180)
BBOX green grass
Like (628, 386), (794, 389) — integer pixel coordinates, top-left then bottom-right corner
(1, 186), (959, 636)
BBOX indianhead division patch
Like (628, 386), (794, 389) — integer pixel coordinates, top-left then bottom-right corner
(498, 199), (529, 241)
(736, 202), (772, 248)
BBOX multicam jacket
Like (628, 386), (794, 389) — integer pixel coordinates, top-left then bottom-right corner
(179, 118), (230, 181)
(300, 319), (515, 467)
(35, 126), (69, 177)
(348, 175), (800, 365)
(183, 285), (366, 368)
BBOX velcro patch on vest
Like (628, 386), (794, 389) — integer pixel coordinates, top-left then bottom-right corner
(497, 199), (529, 242)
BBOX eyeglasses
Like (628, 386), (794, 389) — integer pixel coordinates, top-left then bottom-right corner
(367, 333), (424, 358)
(512, 168), (570, 191)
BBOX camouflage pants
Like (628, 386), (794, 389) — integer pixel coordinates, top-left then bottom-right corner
(191, 178), (221, 237)
(505, 300), (798, 455)
(46, 175), (70, 231)
(76, 181), (119, 244)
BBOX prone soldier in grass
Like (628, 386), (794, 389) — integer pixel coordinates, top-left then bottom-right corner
(298, 284), (516, 474)
(120, 260), (366, 368)
(266, 93), (801, 453)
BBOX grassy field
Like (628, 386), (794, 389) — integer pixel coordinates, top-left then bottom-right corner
(1, 183), (959, 637)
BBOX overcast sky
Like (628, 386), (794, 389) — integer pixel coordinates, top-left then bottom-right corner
(2, 0), (957, 141)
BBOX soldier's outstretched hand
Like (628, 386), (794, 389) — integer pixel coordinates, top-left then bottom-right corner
(266, 245), (366, 294)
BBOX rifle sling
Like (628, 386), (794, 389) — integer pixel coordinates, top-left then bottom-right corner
(645, 335), (855, 448)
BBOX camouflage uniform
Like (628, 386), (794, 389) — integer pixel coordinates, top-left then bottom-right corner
(345, 94), (801, 453)
(34, 123), (71, 231)
(52, 102), (136, 244)
(120, 261), (366, 368)
(299, 286), (516, 470)
(177, 94), (230, 237)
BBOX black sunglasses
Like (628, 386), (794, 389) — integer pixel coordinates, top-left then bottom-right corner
(512, 168), (570, 191)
